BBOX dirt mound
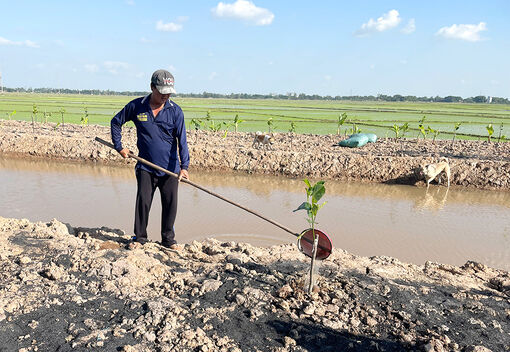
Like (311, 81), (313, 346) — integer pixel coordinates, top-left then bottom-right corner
(0, 217), (508, 351)
(1, 120), (509, 190)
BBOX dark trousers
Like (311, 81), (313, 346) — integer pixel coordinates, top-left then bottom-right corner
(134, 169), (179, 245)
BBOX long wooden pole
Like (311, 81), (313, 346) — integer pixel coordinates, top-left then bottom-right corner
(95, 137), (300, 237)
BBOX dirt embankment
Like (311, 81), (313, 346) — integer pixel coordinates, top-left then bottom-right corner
(1, 120), (509, 190)
(0, 217), (509, 351)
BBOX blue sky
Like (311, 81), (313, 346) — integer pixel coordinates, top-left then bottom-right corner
(1, 0), (509, 97)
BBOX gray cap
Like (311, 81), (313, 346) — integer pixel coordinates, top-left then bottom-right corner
(151, 69), (176, 94)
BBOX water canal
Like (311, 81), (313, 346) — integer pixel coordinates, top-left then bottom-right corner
(1, 156), (509, 271)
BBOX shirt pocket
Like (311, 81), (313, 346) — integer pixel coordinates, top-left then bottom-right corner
(157, 121), (176, 142)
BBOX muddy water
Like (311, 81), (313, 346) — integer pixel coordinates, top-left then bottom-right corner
(1, 156), (509, 271)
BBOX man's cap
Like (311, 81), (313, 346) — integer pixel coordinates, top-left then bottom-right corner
(151, 69), (176, 94)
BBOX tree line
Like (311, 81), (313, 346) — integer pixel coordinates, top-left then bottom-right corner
(2, 87), (509, 104)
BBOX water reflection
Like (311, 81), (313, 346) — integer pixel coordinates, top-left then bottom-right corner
(1, 156), (509, 271)
(413, 188), (449, 212)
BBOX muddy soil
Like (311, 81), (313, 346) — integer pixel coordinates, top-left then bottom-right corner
(0, 217), (508, 352)
(0, 120), (509, 190)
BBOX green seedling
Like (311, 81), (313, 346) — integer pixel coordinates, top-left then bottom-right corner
(400, 122), (409, 139)
(337, 113), (347, 135)
(32, 104), (38, 133)
(58, 107), (66, 126)
(498, 123), (504, 144)
(486, 124), (494, 142)
(452, 122), (461, 144)
(427, 126), (440, 142)
(190, 118), (202, 130)
(233, 114), (244, 133)
(390, 124), (400, 139)
(267, 117), (275, 133)
(417, 116), (426, 140)
(80, 105), (89, 126)
(5, 110), (16, 120)
(289, 121), (296, 133)
(294, 179), (326, 294)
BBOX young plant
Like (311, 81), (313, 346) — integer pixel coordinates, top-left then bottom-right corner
(427, 126), (440, 143)
(390, 124), (400, 139)
(417, 116), (426, 140)
(233, 114), (244, 133)
(5, 110), (16, 120)
(498, 123), (504, 144)
(293, 179), (326, 294)
(31, 104), (38, 133)
(452, 122), (461, 144)
(352, 123), (361, 134)
(289, 121), (296, 133)
(58, 107), (66, 126)
(81, 105), (89, 126)
(337, 113), (347, 135)
(400, 122), (409, 139)
(190, 118), (202, 130)
(267, 117), (275, 133)
(486, 124), (494, 142)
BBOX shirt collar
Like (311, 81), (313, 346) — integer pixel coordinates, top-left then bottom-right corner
(142, 94), (174, 109)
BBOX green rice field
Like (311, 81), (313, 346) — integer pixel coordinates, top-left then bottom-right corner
(1, 92), (509, 141)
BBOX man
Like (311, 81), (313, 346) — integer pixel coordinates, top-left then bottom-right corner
(111, 69), (189, 250)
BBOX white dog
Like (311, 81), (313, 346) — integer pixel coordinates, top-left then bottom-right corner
(252, 131), (273, 150)
(421, 157), (451, 188)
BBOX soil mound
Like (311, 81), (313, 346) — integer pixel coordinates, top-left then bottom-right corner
(0, 217), (508, 351)
(1, 120), (509, 190)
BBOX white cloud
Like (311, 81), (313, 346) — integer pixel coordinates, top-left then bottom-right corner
(401, 19), (415, 34)
(103, 61), (129, 75)
(209, 72), (218, 80)
(140, 37), (153, 43)
(355, 9), (401, 36)
(212, 0), (274, 26)
(84, 64), (99, 73)
(156, 20), (183, 32)
(0, 36), (39, 48)
(436, 22), (487, 42)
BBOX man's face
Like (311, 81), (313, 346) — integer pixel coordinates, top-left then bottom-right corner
(151, 85), (170, 105)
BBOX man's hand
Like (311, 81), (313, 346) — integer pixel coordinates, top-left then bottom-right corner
(178, 169), (189, 182)
(119, 148), (130, 158)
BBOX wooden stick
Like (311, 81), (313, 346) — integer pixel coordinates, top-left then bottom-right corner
(95, 137), (300, 237)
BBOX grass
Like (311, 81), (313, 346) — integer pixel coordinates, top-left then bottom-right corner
(1, 92), (509, 140)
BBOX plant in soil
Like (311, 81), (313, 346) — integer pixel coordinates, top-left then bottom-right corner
(31, 104), (38, 134)
(267, 117), (275, 133)
(486, 124), (494, 142)
(427, 126), (440, 142)
(58, 107), (66, 126)
(5, 110), (16, 120)
(81, 105), (89, 126)
(293, 179), (326, 294)
(417, 116), (426, 140)
(337, 113), (347, 135)
(452, 122), (461, 145)
(233, 114), (244, 133)
(400, 122), (409, 139)
(497, 123), (504, 143)
(390, 124), (400, 139)
(289, 121), (296, 133)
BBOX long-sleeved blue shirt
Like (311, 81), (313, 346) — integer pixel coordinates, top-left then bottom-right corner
(110, 95), (190, 176)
